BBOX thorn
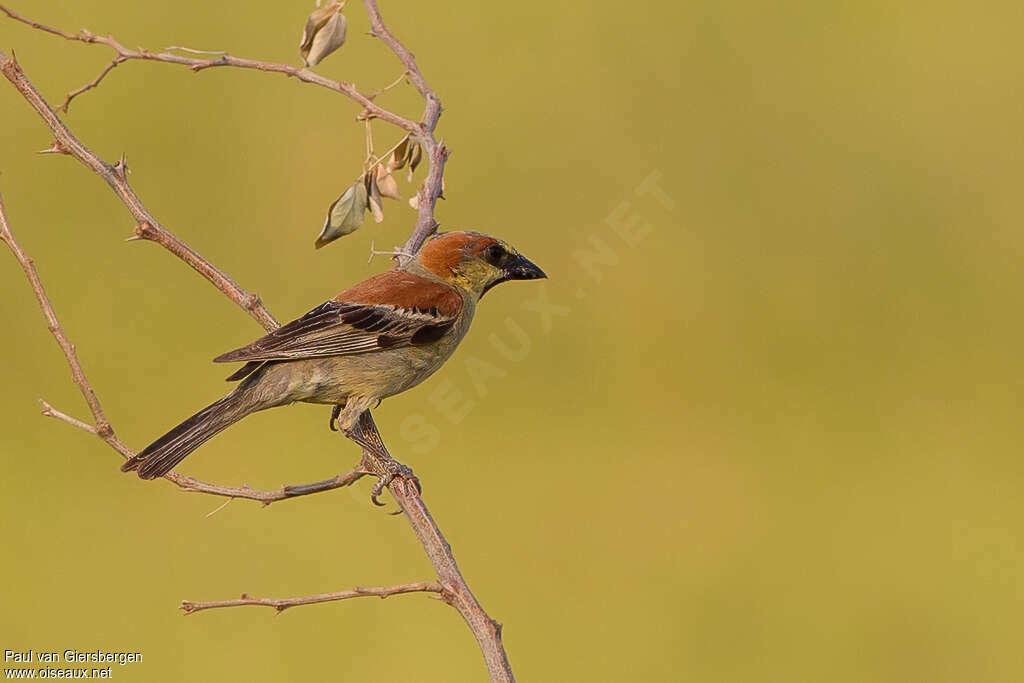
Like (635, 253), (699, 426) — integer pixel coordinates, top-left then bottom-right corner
(37, 141), (66, 155)
(128, 221), (152, 241)
(241, 293), (261, 310)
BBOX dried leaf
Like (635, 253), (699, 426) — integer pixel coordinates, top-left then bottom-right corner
(316, 179), (367, 248)
(376, 164), (402, 200)
(388, 138), (409, 171)
(367, 173), (385, 223)
(300, 3), (347, 67)
(406, 143), (423, 182)
(408, 193), (420, 210)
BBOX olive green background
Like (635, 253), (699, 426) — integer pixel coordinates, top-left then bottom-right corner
(2, 1), (1023, 681)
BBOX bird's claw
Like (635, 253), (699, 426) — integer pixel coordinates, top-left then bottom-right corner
(369, 458), (421, 506)
(328, 405), (342, 432)
(340, 410), (420, 508)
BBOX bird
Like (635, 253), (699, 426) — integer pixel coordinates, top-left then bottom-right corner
(120, 230), (545, 499)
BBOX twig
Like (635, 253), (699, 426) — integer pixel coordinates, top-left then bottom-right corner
(361, 2), (435, 106)
(0, 191), (368, 506)
(181, 581), (446, 614)
(0, 50), (279, 332)
(369, 69), (409, 99)
(57, 55), (125, 113)
(0, 192), (112, 437)
(171, 468), (369, 505)
(0, 3), (446, 258)
(367, 239), (412, 264)
(361, 0), (448, 260)
(0, 5), (420, 134)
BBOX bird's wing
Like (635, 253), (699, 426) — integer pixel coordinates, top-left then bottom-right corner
(214, 271), (463, 363)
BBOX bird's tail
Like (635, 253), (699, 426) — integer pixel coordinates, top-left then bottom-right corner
(121, 390), (252, 480)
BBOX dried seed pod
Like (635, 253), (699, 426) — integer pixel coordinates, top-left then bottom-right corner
(366, 172), (385, 223)
(376, 164), (402, 200)
(316, 179), (367, 248)
(388, 137), (410, 171)
(300, 2), (347, 67)
(406, 143), (423, 182)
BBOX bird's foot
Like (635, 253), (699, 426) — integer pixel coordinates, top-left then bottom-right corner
(342, 419), (421, 507)
(328, 404), (342, 431)
(344, 428), (419, 507)
(368, 455), (421, 507)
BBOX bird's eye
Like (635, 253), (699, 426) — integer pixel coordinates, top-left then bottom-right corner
(483, 244), (506, 266)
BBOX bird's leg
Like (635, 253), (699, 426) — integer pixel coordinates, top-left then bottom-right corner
(341, 407), (421, 506)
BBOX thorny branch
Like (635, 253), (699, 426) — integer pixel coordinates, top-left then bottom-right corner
(1, 3), (514, 681)
(0, 189), (369, 505)
(361, 0), (448, 259)
(0, 5), (420, 133)
(0, 49), (280, 332)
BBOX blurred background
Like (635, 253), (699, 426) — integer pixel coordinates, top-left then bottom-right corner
(2, 1), (1023, 681)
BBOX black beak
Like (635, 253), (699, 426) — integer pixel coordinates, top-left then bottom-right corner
(482, 254), (547, 296)
(505, 254), (547, 281)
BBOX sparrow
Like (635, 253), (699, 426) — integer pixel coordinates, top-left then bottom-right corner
(121, 230), (546, 496)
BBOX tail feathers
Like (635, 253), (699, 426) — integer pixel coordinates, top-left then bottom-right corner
(122, 392), (248, 480)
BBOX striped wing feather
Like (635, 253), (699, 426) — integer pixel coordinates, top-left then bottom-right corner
(214, 301), (458, 363)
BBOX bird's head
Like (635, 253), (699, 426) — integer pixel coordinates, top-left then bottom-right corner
(412, 231), (546, 298)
